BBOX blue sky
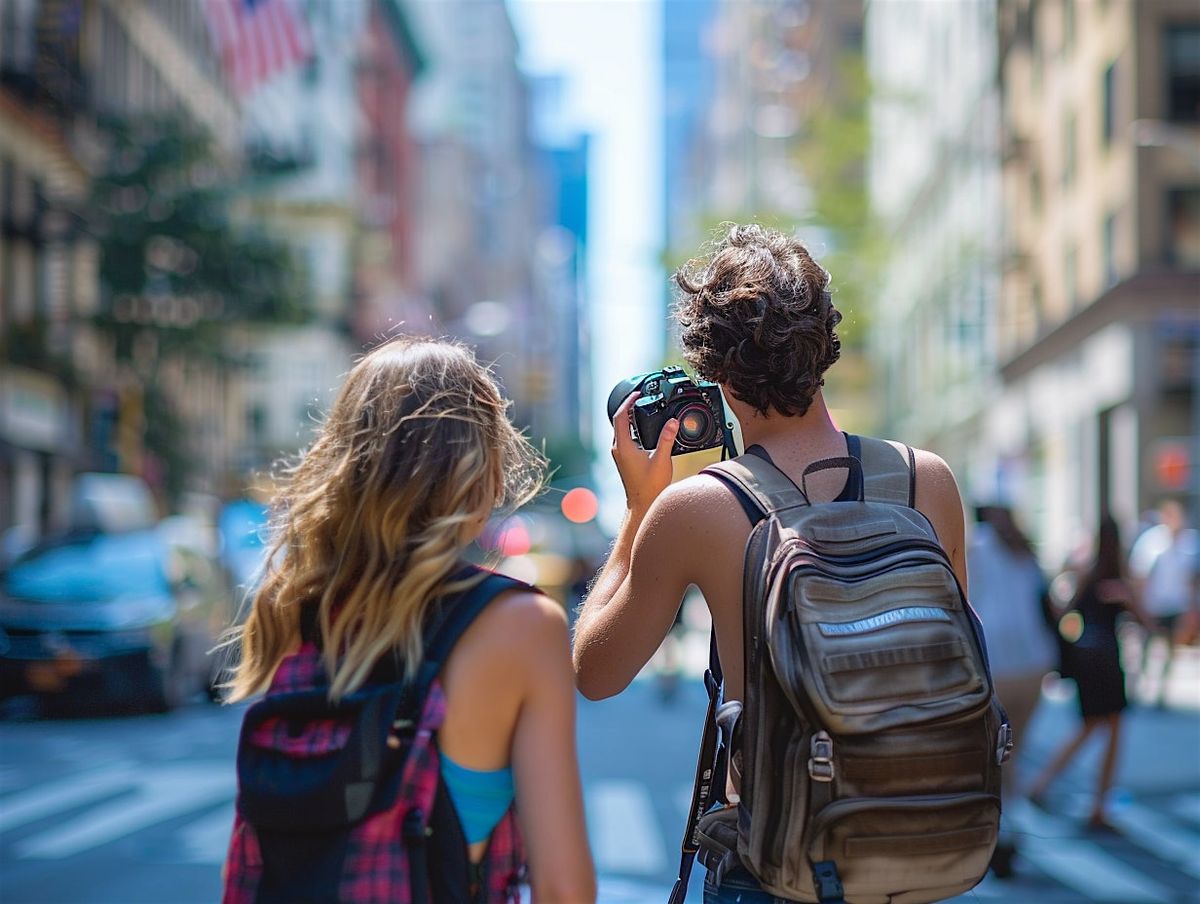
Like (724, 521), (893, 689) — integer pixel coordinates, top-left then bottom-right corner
(509, 0), (667, 519)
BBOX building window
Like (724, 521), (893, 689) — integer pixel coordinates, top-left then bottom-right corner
(248, 405), (266, 438)
(1030, 166), (1042, 214)
(10, 239), (36, 321)
(0, 0), (37, 77)
(1064, 0), (1075, 52)
(1166, 26), (1200, 123)
(8, 166), (35, 228)
(1103, 213), (1117, 288)
(0, 231), (7, 325)
(1102, 61), (1117, 145)
(1167, 188), (1200, 267)
(0, 156), (10, 220)
(1062, 114), (1076, 187)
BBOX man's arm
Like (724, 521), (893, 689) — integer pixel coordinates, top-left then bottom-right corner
(573, 393), (686, 700)
(912, 449), (969, 596)
(573, 485), (698, 699)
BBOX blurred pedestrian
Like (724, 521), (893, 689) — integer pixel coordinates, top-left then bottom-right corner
(968, 505), (1055, 875)
(221, 337), (595, 903)
(1029, 515), (1152, 831)
(1129, 499), (1199, 706)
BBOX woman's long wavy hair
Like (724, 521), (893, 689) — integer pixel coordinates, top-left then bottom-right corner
(224, 337), (547, 702)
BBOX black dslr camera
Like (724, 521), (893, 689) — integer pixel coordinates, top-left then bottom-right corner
(607, 366), (727, 456)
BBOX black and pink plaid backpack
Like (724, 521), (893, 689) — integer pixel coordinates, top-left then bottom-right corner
(223, 567), (529, 904)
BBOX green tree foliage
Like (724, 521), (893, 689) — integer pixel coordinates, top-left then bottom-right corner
(664, 56), (884, 352)
(88, 113), (309, 500)
(794, 54), (883, 351)
(90, 113), (308, 363)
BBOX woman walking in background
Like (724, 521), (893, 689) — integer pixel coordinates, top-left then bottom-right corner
(221, 337), (595, 903)
(1029, 515), (1152, 831)
(968, 505), (1057, 876)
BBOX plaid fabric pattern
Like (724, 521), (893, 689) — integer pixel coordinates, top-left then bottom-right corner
(246, 642), (352, 757)
(482, 808), (526, 902)
(223, 642), (526, 903)
(267, 640), (325, 692)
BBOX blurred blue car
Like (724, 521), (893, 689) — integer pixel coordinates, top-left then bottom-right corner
(218, 498), (271, 603)
(0, 480), (231, 714)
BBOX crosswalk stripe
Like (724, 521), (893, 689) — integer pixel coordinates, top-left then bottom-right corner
(177, 803), (235, 865)
(586, 780), (667, 876)
(1109, 801), (1200, 879)
(1168, 792), (1200, 828)
(15, 765), (234, 859)
(0, 764), (135, 834)
(0, 766), (23, 794)
(1007, 799), (1174, 903)
(594, 877), (674, 904)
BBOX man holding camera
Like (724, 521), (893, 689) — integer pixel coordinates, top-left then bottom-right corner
(573, 223), (976, 903)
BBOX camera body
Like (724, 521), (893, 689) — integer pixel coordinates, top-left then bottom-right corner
(607, 366), (727, 456)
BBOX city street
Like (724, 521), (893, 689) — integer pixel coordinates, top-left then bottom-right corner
(1, 647), (1198, 904)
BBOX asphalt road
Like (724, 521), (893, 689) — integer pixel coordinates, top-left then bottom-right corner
(2, 657), (1198, 904)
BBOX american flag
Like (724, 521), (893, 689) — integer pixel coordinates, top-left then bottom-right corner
(204, 0), (312, 96)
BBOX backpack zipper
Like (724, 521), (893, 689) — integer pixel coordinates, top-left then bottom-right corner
(795, 537), (952, 568)
(786, 553), (952, 586)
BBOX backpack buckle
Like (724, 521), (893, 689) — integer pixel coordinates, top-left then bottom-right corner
(812, 859), (845, 902)
(808, 731), (835, 782)
(995, 722), (1014, 765)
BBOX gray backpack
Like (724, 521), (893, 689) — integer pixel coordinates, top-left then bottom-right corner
(669, 436), (1010, 904)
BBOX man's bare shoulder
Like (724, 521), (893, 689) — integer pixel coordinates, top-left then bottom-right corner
(651, 471), (748, 523)
(905, 446), (966, 570)
(909, 447), (959, 495)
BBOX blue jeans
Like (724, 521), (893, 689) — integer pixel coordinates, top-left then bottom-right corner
(703, 866), (793, 904)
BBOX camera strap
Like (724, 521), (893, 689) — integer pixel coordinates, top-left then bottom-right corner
(668, 629), (723, 904)
(720, 419), (738, 462)
(667, 412), (736, 904)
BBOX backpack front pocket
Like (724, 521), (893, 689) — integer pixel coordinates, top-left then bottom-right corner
(773, 559), (991, 734)
(807, 793), (999, 903)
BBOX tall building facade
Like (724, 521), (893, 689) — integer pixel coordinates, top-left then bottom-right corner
(354, 0), (426, 342)
(866, 0), (1004, 491)
(694, 0), (859, 224)
(237, 0), (425, 470)
(529, 74), (591, 465)
(0, 0), (92, 539)
(994, 0), (1200, 562)
(404, 0), (549, 431)
(677, 0), (873, 433)
(866, 0), (1199, 564)
(0, 0), (240, 537)
(662, 0), (717, 263)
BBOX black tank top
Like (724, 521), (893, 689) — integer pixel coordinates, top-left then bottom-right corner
(717, 433), (864, 526)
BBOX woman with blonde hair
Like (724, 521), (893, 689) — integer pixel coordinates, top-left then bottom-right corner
(221, 337), (595, 904)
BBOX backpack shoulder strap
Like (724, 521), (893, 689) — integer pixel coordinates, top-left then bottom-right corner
(854, 435), (916, 508)
(702, 453), (808, 518)
(403, 567), (532, 718)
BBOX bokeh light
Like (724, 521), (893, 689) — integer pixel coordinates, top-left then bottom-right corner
(561, 487), (599, 524)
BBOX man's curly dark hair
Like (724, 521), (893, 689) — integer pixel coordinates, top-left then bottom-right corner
(673, 223), (841, 418)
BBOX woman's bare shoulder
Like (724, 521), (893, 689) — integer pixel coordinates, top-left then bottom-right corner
(465, 581), (564, 638)
(459, 588), (569, 670)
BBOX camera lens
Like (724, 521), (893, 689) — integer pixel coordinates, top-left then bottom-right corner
(675, 403), (716, 448)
